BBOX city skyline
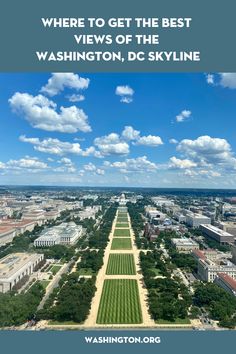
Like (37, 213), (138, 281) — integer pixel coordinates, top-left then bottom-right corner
(1, 72), (236, 188)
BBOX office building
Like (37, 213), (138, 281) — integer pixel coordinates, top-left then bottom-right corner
(171, 237), (199, 253)
(185, 212), (211, 228)
(200, 224), (235, 244)
(198, 258), (236, 282)
(214, 273), (236, 296)
(0, 252), (44, 293)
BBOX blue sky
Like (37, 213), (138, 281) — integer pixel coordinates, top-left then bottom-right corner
(0, 72), (236, 187)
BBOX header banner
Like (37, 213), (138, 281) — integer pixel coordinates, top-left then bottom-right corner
(0, 0), (236, 72)
(0, 0), (235, 72)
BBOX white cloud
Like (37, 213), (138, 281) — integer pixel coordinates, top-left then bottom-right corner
(206, 73), (236, 90)
(135, 135), (163, 146)
(94, 133), (129, 156)
(58, 157), (73, 166)
(177, 135), (231, 161)
(116, 85), (134, 96)
(169, 156), (197, 169)
(0, 157), (48, 173)
(7, 157), (48, 170)
(108, 156), (157, 173)
(54, 165), (76, 174)
(184, 169), (221, 178)
(120, 97), (133, 103)
(169, 138), (178, 144)
(177, 135), (234, 166)
(115, 85), (134, 103)
(83, 163), (105, 176)
(121, 126), (163, 147)
(209, 171), (221, 177)
(219, 73), (236, 89)
(66, 94), (85, 102)
(183, 169), (197, 177)
(96, 168), (105, 175)
(84, 162), (96, 171)
(9, 92), (91, 133)
(206, 74), (214, 85)
(78, 169), (84, 177)
(198, 170), (221, 177)
(122, 126), (140, 141)
(176, 110), (192, 123)
(41, 73), (89, 96)
(19, 135), (96, 157)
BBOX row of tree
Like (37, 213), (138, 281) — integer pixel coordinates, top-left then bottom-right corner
(139, 250), (191, 322)
(194, 283), (236, 328)
(127, 201), (145, 249)
(38, 244), (75, 262)
(88, 204), (117, 249)
(0, 282), (45, 327)
(78, 249), (104, 273)
(37, 273), (96, 323)
(158, 230), (198, 273)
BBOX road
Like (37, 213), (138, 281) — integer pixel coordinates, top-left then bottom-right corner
(37, 260), (73, 310)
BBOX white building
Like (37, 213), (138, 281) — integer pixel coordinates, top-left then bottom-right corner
(219, 222), (236, 236)
(0, 227), (16, 246)
(0, 219), (36, 246)
(200, 224), (235, 244)
(76, 206), (101, 220)
(0, 252), (44, 293)
(185, 212), (211, 228)
(145, 207), (166, 221)
(22, 208), (45, 221)
(34, 222), (82, 247)
(152, 197), (175, 207)
(198, 258), (236, 282)
(171, 237), (199, 253)
(174, 213), (186, 223)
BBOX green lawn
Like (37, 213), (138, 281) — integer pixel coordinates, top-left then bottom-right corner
(118, 213), (128, 218)
(77, 268), (96, 276)
(155, 318), (191, 325)
(97, 279), (142, 324)
(49, 264), (62, 275)
(113, 229), (131, 237)
(111, 238), (132, 250)
(40, 280), (50, 289)
(116, 223), (129, 228)
(106, 254), (136, 275)
(117, 218), (128, 223)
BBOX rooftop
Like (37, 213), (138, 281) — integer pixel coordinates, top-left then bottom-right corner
(201, 224), (234, 237)
(0, 252), (42, 279)
(187, 213), (210, 219)
(172, 237), (198, 246)
(192, 249), (206, 260)
(217, 272), (236, 291)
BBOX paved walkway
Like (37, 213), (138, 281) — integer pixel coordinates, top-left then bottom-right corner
(37, 262), (71, 311)
(84, 210), (155, 328)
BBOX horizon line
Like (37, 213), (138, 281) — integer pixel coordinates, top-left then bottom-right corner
(1, 184), (236, 191)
